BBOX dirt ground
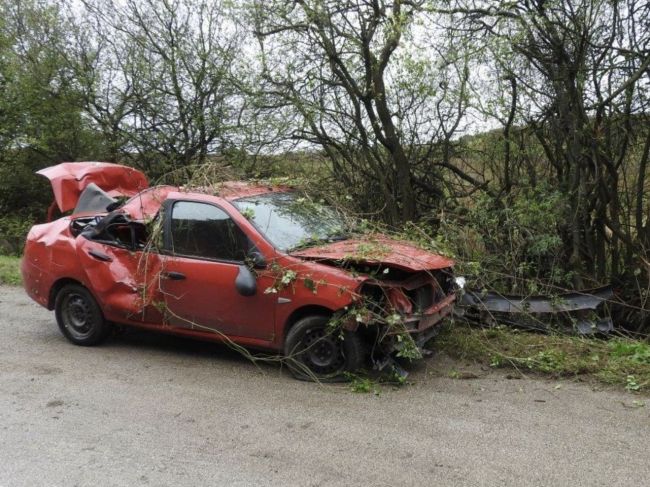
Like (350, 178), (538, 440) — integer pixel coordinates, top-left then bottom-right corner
(1, 285), (649, 487)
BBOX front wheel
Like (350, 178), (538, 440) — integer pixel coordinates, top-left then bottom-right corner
(284, 315), (364, 381)
(54, 284), (111, 346)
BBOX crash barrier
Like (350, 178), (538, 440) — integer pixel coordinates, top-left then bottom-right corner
(457, 286), (614, 335)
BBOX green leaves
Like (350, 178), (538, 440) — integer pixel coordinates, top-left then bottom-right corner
(438, 324), (650, 392)
(303, 277), (317, 293)
(0, 0), (105, 219)
(608, 341), (650, 365)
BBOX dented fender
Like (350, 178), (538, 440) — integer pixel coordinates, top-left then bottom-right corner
(22, 219), (86, 308)
(75, 239), (164, 323)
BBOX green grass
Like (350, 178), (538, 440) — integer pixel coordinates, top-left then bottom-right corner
(0, 255), (22, 286)
(437, 323), (650, 393)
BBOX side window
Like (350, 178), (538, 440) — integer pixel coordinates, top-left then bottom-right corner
(78, 212), (149, 250)
(169, 201), (248, 261)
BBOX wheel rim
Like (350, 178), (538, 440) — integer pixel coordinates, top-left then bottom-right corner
(60, 293), (95, 340)
(299, 327), (345, 375)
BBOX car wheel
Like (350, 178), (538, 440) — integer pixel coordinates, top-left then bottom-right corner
(284, 315), (364, 381)
(54, 284), (111, 346)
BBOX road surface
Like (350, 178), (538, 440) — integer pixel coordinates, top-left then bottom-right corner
(1, 285), (648, 486)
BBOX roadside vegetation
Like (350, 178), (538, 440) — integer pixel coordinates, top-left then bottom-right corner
(437, 323), (650, 393)
(0, 255), (21, 286)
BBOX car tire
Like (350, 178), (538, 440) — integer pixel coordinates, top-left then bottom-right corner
(284, 315), (364, 382)
(54, 284), (111, 346)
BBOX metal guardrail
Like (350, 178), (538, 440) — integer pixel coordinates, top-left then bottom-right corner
(457, 286), (614, 334)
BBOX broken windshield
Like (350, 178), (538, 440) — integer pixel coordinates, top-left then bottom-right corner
(233, 192), (348, 252)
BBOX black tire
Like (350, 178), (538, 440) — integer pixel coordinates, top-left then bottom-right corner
(54, 284), (111, 346)
(284, 315), (364, 382)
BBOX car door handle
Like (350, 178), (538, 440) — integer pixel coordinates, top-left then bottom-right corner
(88, 249), (113, 262)
(163, 271), (186, 281)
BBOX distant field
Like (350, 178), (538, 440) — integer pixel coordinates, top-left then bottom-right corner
(0, 255), (21, 286)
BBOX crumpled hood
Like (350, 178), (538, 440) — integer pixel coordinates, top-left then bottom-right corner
(37, 162), (149, 213)
(290, 235), (454, 272)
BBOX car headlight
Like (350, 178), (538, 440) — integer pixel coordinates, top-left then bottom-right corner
(453, 276), (466, 290)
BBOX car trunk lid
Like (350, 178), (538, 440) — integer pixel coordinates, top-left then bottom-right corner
(37, 162), (149, 213)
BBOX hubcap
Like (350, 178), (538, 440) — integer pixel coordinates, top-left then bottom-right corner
(300, 327), (345, 374)
(61, 293), (94, 339)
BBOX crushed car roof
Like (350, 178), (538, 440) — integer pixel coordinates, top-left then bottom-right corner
(181, 181), (293, 200)
(120, 183), (293, 220)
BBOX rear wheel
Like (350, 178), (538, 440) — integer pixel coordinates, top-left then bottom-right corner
(54, 284), (111, 346)
(284, 315), (364, 381)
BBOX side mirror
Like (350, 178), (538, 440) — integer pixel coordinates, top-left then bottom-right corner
(235, 265), (257, 297)
(247, 249), (267, 269)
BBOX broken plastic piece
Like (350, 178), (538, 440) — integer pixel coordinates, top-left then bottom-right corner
(73, 183), (118, 214)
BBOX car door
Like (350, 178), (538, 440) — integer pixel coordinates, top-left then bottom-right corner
(75, 215), (165, 325)
(159, 199), (277, 340)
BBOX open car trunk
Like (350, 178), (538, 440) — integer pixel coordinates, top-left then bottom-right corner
(37, 162), (149, 214)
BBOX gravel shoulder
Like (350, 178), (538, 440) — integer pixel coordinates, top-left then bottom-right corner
(1, 285), (648, 487)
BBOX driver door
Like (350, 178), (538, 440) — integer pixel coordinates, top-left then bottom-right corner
(160, 199), (276, 340)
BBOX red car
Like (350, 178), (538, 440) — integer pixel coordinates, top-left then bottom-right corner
(22, 162), (456, 380)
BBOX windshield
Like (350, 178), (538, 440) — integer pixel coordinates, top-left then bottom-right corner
(234, 192), (348, 251)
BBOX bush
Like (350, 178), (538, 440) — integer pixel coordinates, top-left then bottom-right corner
(395, 185), (569, 296)
(0, 215), (34, 255)
(0, 255), (22, 285)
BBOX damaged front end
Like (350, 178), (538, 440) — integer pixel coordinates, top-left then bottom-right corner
(289, 236), (458, 374)
(340, 266), (457, 371)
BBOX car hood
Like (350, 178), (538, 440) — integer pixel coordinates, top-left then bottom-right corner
(37, 162), (149, 213)
(289, 235), (454, 272)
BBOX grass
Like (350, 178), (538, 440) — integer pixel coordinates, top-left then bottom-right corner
(436, 323), (650, 393)
(0, 255), (22, 286)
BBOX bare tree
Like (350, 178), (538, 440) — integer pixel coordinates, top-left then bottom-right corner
(252, 0), (472, 223)
(438, 0), (650, 287)
(74, 0), (245, 174)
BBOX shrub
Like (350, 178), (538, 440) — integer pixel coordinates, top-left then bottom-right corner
(0, 215), (34, 255)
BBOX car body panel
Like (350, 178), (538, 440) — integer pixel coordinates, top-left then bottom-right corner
(37, 162), (149, 213)
(290, 236), (454, 271)
(22, 218), (84, 308)
(215, 181), (293, 200)
(121, 185), (178, 221)
(159, 255), (278, 340)
(267, 254), (366, 348)
(76, 238), (163, 323)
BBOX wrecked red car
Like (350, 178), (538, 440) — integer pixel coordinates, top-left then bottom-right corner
(22, 162), (457, 380)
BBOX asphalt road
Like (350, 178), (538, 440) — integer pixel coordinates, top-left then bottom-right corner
(1, 285), (649, 487)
